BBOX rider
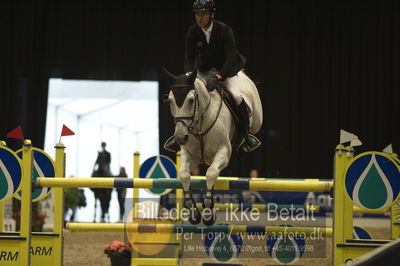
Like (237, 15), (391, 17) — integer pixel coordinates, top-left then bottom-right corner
(164, 0), (261, 153)
(94, 142), (111, 173)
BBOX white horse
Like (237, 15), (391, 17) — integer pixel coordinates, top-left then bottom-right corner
(163, 68), (262, 225)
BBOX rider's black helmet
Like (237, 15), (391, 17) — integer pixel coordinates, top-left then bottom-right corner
(193, 0), (216, 12)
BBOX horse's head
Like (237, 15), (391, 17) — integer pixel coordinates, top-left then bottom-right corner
(162, 68), (197, 146)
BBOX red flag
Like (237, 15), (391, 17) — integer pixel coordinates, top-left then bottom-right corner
(61, 124), (75, 137)
(6, 126), (24, 140)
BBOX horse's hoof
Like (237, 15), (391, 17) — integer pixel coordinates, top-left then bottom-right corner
(183, 192), (202, 224)
(202, 208), (216, 226)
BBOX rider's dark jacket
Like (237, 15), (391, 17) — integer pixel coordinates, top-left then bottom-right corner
(95, 150), (111, 171)
(184, 20), (246, 78)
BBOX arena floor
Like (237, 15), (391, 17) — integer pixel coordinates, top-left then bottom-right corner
(63, 217), (390, 266)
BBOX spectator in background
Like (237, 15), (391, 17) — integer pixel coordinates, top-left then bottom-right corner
(116, 167), (127, 222)
(249, 169), (259, 178)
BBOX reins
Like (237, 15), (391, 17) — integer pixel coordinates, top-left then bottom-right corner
(170, 80), (224, 164)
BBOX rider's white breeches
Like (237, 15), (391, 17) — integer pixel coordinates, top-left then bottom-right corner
(197, 69), (244, 105)
(225, 75), (243, 105)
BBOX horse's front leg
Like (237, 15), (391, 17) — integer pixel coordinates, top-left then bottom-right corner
(203, 147), (231, 226)
(178, 151), (201, 224)
(93, 193), (97, 223)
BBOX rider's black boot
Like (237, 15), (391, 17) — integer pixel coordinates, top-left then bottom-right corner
(163, 136), (180, 153)
(238, 100), (261, 152)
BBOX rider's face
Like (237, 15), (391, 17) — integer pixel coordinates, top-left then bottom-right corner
(195, 11), (213, 29)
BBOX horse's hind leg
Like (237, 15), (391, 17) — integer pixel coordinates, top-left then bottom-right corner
(178, 154), (201, 224)
(203, 147), (230, 226)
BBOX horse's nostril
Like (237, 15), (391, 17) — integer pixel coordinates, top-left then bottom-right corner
(175, 134), (189, 145)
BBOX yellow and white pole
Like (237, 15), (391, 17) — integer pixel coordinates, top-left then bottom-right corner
(333, 145), (354, 265)
(0, 141), (6, 231)
(0, 201), (3, 231)
(132, 151), (140, 265)
(19, 140), (33, 266)
(52, 142), (66, 266)
(175, 152), (183, 266)
(133, 151), (140, 220)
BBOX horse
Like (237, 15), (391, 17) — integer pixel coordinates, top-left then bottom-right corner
(90, 168), (113, 222)
(162, 68), (263, 225)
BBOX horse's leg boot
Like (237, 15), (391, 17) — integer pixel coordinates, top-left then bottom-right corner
(183, 191), (201, 225)
(202, 188), (216, 226)
(238, 100), (261, 152)
(163, 136), (180, 153)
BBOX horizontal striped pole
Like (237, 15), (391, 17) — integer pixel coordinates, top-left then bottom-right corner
(198, 203), (327, 213)
(191, 176), (331, 181)
(66, 223), (332, 237)
(37, 178), (333, 192)
(198, 203), (387, 214)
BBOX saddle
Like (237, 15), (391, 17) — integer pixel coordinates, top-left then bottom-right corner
(216, 84), (252, 150)
(217, 84), (252, 123)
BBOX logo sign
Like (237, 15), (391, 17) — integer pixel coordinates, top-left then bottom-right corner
(392, 154), (400, 167)
(139, 155), (176, 195)
(15, 148), (55, 202)
(204, 227), (243, 262)
(345, 152), (400, 211)
(266, 225), (305, 265)
(353, 226), (372, 239)
(0, 146), (22, 202)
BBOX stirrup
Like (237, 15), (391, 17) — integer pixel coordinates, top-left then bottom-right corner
(163, 136), (180, 153)
(242, 134), (261, 152)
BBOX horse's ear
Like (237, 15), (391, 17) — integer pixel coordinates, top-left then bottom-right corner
(161, 67), (176, 83)
(187, 70), (197, 85)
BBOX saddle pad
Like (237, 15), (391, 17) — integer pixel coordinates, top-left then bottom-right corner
(218, 85), (252, 123)
(219, 86), (240, 123)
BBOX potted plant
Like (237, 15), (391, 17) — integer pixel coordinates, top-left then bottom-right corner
(12, 200), (45, 231)
(104, 240), (132, 266)
(31, 213), (46, 231)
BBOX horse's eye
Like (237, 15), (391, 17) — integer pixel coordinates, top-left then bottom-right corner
(188, 98), (194, 104)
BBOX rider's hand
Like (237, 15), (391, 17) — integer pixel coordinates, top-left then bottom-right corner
(215, 74), (223, 80)
(206, 77), (219, 91)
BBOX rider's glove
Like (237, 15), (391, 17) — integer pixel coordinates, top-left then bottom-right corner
(206, 77), (220, 91)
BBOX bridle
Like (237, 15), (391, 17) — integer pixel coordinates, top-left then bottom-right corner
(170, 84), (199, 134)
(170, 81), (224, 163)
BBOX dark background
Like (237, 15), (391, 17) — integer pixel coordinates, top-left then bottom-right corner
(1, 0), (399, 179)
